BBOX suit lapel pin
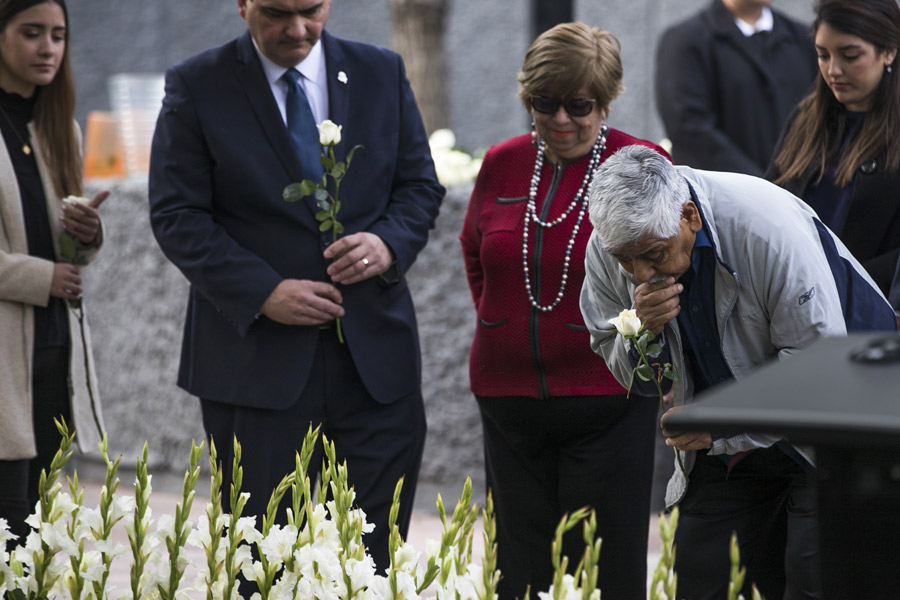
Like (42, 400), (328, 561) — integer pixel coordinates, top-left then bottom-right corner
(337, 71), (348, 84)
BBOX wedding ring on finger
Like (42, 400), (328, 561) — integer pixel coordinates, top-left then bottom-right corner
(361, 257), (370, 267)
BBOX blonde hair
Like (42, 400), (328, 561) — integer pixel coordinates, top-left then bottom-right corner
(518, 22), (625, 115)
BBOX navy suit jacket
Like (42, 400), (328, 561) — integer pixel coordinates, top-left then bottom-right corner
(149, 30), (444, 409)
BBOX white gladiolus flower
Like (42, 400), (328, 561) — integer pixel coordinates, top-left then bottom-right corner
(345, 556), (377, 593)
(79, 550), (108, 582)
(608, 308), (643, 337)
(317, 120), (342, 146)
(232, 515), (263, 544)
(259, 524), (299, 563)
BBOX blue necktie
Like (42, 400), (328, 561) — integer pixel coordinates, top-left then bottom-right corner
(282, 69), (323, 181)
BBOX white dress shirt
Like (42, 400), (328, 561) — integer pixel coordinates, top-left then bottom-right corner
(734, 6), (774, 37)
(251, 37), (329, 126)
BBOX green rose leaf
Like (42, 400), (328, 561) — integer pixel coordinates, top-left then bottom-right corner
(321, 154), (336, 171)
(636, 363), (654, 382)
(646, 343), (663, 357)
(334, 222), (345, 234)
(319, 220), (333, 232)
(315, 189), (332, 209)
(300, 179), (319, 197)
(331, 162), (347, 178)
(346, 144), (363, 165)
(638, 330), (654, 347)
(283, 182), (306, 203)
(315, 210), (330, 222)
(663, 364), (681, 382)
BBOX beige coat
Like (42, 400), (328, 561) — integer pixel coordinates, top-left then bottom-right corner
(0, 122), (104, 459)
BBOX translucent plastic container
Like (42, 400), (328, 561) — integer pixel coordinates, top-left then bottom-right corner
(108, 73), (164, 176)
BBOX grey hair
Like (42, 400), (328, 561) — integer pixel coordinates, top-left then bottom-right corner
(587, 145), (690, 252)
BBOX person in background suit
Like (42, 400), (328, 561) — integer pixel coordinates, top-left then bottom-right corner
(655, 0), (817, 176)
(768, 0), (900, 296)
(148, 0), (443, 571)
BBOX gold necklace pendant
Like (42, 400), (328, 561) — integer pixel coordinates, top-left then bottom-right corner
(22, 143), (30, 155)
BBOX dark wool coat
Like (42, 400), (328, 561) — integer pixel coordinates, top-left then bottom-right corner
(655, 0), (818, 176)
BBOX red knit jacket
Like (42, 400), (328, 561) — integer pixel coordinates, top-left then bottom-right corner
(460, 130), (669, 398)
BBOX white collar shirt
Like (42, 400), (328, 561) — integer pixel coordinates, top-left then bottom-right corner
(252, 36), (329, 126)
(734, 7), (774, 37)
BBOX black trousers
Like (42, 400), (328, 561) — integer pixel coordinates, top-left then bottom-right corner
(477, 393), (658, 600)
(201, 326), (426, 573)
(674, 447), (821, 600)
(0, 345), (71, 544)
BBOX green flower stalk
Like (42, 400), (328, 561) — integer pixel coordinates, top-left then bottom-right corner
(127, 443), (151, 599)
(547, 508), (592, 600)
(63, 471), (86, 600)
(22, 418), (75, 600)
(478, 490), (500, 600)
(158, 439), (204, 600)
(202, 440), (225, 600)
(283, 119), (364, 344)
(650, 508), (678, 600)
(91, 436), (123, 600)
(728, 532), (765, 600)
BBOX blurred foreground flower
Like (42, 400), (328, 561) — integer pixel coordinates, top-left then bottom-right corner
(429, 128), (483, 186)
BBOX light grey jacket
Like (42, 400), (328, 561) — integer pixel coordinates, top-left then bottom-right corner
(580, 166), (893, 506)
(0, 122), (104, 459)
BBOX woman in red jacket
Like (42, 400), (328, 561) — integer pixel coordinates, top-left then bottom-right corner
(460, 22), (668, 600)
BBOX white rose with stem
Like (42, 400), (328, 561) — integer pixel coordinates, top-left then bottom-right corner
(609, 309), (687, 478)
(283, 119), (364, 344)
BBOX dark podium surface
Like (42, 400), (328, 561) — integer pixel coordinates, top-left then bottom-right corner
(666, 334), (900, 447)
(666, 333), (900, 600)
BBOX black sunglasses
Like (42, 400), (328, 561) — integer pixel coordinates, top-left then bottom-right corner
(530, 96), (597, 117)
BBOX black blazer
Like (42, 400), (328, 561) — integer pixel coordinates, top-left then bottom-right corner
(148, 30), (444, 408)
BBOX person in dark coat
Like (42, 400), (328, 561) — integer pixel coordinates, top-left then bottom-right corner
(148, 0), (444, 573)
(655, 0), (818, 176)
(768, 0), (900, 296)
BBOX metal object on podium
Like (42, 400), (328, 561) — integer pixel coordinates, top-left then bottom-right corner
(666, 334), (900, 600)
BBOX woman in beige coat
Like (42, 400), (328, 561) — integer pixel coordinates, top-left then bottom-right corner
(0, 0), (108, 540)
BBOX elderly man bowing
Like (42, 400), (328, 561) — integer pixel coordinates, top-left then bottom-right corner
(579, 145), (896, 600)
(148, 0), (443, 572)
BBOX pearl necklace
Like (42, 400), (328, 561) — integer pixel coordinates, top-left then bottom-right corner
(522, 125), (608, 312)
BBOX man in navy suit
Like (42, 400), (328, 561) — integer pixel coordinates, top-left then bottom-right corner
(148, 0), (444, 571)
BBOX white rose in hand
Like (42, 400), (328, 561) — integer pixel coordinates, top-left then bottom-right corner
(608, 309), (643, 338)
(317, 120), (342, 146)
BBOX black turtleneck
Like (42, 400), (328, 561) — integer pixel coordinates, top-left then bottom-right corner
(0, 88), (67, 349)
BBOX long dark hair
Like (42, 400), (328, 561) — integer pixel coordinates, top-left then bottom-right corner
(0, 0), (81, 197)
(772, 0), (900, 187)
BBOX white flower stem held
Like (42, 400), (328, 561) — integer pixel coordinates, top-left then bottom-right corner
(283, 120), (363, 344)
(522, 125), (608, 312)
(609, 309), (688, 478)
